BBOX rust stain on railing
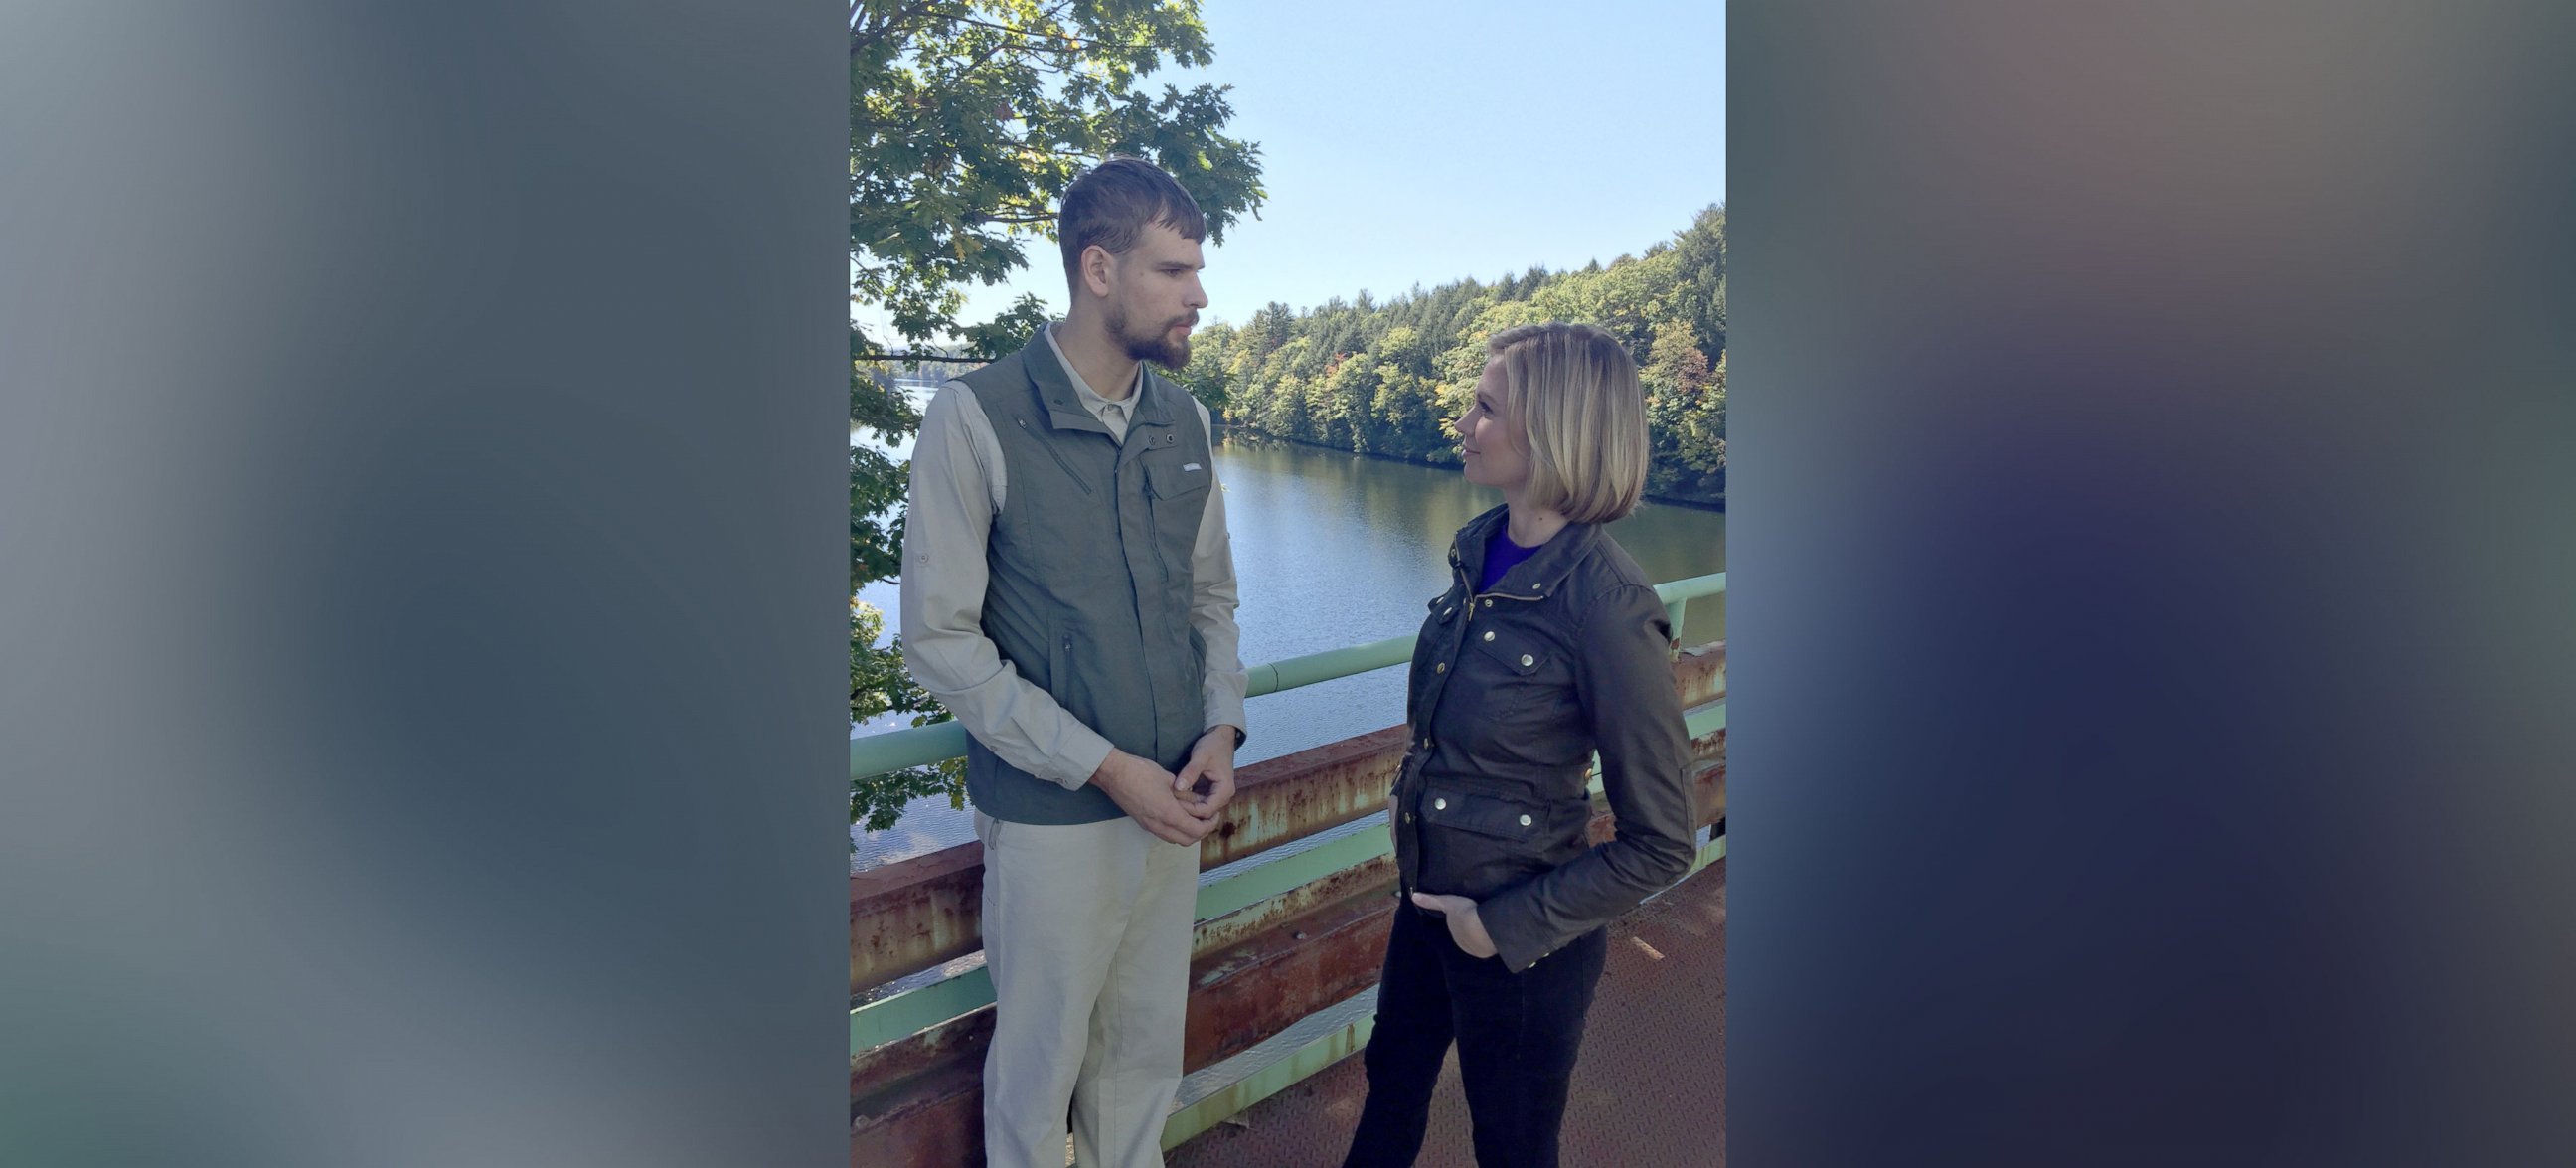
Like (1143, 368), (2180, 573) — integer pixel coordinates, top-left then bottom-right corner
(850, 1006), (987, 1166)
(1183, 879), (1398, 1074)
(1693, 735), (1727, 828)
(1196, 725), (1410, 870)
(1192, 853), (1397, 961)
(1675, 641), (1725, 709)
(850, 842), (983, 996)
(851, 1002), (990, 1108)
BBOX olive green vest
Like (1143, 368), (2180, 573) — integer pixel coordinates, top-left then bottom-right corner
(954, 336), (1216, 824)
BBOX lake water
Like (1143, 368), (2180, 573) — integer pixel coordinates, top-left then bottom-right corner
(851, 411), (1725, 871)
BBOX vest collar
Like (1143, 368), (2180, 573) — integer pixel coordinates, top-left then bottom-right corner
(1024, 324), (1178, 437)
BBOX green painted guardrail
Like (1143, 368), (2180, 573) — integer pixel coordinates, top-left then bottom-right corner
(849, 572), (1723, 780)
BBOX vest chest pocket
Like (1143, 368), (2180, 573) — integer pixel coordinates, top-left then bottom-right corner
(1143, 455), (1210, 501)
(1136, 447), (1212, 584)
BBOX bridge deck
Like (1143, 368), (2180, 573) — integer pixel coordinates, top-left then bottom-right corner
(1167, 860), (1726, 1168)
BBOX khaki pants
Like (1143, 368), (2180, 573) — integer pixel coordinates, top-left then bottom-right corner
(976, 810), (1201, 1168)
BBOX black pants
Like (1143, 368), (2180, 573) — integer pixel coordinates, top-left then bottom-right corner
(1340, 899), (1610, 1168)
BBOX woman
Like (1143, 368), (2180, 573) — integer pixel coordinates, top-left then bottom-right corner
(1339, 322), (1699, 1168)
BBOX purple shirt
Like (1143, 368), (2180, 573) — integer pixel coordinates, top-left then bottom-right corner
(1479, 526), (1543, 591)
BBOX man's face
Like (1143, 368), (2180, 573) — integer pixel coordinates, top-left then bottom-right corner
(1099, 222), (1208, 371)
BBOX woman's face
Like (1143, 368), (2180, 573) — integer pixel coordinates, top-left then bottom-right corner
(1456, 359), (1532, 495)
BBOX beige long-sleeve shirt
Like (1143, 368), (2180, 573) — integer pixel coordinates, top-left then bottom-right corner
(897, 324), (1248, 789)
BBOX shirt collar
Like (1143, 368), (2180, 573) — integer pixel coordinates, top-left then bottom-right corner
(1043, 322), (1143, 418)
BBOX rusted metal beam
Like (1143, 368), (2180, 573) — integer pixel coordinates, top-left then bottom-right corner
(1184, 870), (1400, 1074)
(850, 842), (982, 997)
(849, 888), (1401, 1162)
(851, 861), (1405, 1154)
(1192, 852), (1396, 961)
(849, 1006), (987, 1166)
(1195, 724), (1410, 870)
(844, 728), (1416, 993)
(1675, 641), (1725, 709)
(851, 1001), (990, 1109)
(850, 1080), (980, 1168)
(1693, 730), (1727, 829)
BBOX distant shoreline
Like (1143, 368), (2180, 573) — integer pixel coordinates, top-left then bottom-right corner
(1216, 423), (1726, 514)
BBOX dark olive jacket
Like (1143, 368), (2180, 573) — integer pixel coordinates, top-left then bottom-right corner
(1391, 504), (1698, 973)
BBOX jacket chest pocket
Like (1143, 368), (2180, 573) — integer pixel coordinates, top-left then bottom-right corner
(1417, 787), (1549, 900)
(1460, 621), (1567, 724)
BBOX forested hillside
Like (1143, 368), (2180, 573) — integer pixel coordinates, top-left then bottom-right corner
(1182, 206), (1725, 506)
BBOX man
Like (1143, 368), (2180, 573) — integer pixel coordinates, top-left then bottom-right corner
(897, 157), (1246, 1168)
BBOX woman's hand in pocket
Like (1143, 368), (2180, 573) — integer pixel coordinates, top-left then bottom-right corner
(1409, 892), (1499, 959)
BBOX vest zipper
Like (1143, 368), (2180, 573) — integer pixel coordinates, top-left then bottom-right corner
(1015, 417), (1095, 496)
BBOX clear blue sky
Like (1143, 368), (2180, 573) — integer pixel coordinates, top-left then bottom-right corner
(857, 0), (1725, 340)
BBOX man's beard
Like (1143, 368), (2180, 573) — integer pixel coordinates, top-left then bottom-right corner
(1107, 300), (1193, 371)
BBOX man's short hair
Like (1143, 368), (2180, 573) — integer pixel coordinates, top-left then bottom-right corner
(1058, 157), (1208, 291)
(1486, 322), (1652, 525)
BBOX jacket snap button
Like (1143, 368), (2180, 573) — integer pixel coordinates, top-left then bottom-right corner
(1483, 598), (1493, 608)
(1482, 631), (1496, 642)
(1442, 607), (1453, 618)
(1420, 737), (1432, 749)
(1433, 797), (1448, 810)
(1520, 654), (1533, 667)
(1435, 662), (1446, 673)
(1519, 814), (1533, 826)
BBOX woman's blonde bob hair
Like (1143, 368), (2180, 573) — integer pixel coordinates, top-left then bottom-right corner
(1484, 321), (1650, 525)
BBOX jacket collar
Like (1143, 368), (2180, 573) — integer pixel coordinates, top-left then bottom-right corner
(1449, 504), (1600, 600)
(1025, 322), (1175, 437)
